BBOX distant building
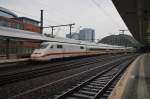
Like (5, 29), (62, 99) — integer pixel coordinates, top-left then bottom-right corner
(66, 34), (71, 38)
(98, 34), (140, 47)
(66, 33), (80, 40)
(14, 17), (40, 32)
(0, 7), (40, 33)
(79, 28), (95, 42)
(0, 7), (41, 59)
(14, 17), (39, 26)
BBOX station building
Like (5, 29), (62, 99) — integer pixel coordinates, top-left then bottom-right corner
(66, 28), (95, 42)
(0, 7), (40, 32)
(0, 7), (41, 58)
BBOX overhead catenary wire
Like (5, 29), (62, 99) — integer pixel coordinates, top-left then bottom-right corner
(3, 0), (128, 38)
(8, 8), (73, 33)
(33, 0), (85, 32)
(33, 0), (74, 23)
(90, 0), (124, 29)
(9, 8), (63, 26)
(100, 0), (125, 28)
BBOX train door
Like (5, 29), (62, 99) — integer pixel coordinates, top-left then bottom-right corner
(64, 44), (74, 58)
(85, 44), (88, 55)
(55, 44), (64, 58)
(61, 44), (66, 58)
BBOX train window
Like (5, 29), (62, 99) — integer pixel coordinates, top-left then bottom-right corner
(50, 45), (53, 48)
(57, 45), (63, 48)
(39, 44), (48, 49)
(80, 46), (84, 49)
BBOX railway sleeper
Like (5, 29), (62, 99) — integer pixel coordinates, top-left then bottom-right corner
(72, 93), (92, 99)
(94, 79), (110, 83)
(97, 76), (112, 80)
(102, 93), (110, 98)
(93, 80), (108, 83)
(87, 84), (105, 88)
(89, 82), (106, 86)
(105, 90), (112, 93)
(91, 80), (108, 84)
(65, 96), (82, 99)
(86, 85), (104, 89)
(82, 87), (99, 92)
(89, 82), (107, 86)
(78, 90), (97, 96)
(102, 73), (116, 77)
(106, 89), (113, 94)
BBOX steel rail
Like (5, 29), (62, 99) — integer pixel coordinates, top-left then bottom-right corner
(0, 54), (125, 86)
(8, 55), (136, 99)
(55, 56), (136, 99)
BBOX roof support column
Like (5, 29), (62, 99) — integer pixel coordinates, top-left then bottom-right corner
(6, 38), (10, 59)
(137, 0), (144, 42)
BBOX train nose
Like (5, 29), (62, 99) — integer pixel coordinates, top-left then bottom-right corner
(31, 52), (43, 58)
(33, 52), (42, 55)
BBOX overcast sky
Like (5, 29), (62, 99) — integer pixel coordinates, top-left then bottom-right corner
(0, 0), (131, 41)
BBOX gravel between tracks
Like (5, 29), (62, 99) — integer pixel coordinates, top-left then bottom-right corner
(0, 54), (135, 99)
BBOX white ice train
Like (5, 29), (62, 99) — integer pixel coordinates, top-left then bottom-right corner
(31, 37), (134, 61)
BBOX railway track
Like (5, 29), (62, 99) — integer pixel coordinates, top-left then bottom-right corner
(6, 54), (138, 99)
(0, 54), (127, 86)
(55, 56), (135, 99)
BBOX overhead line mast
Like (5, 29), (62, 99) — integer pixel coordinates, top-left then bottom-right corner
(119, 30), (128, 47)
(44, 23), (75, 38)
(39, 9), (75, 38)
(40, 10), (43, 34)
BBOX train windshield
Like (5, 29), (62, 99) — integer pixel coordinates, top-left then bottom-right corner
(38, 44), (49, 49)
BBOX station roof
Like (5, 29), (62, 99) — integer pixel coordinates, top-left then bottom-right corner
(0, 7), (18, 18)
(0, 26), (51, 41)
(0, 26), (126, 49)
(112, 0), (150, 45)
(0, 26), (87, 44)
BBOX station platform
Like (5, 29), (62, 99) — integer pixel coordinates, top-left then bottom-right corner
(108, 53), (150, 99)
(0, 58), (29, 64)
